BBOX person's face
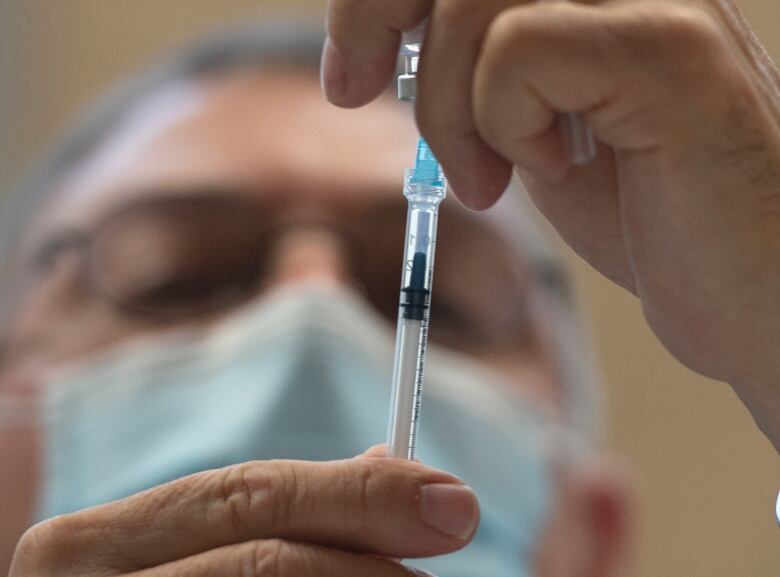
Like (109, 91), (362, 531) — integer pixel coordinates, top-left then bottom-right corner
(3, 68), (555, 402)
(0, 68), (628, 577)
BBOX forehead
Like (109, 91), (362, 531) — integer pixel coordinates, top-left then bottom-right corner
(41, 68), (419, 233)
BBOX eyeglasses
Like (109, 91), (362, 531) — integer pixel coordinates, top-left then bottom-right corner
(31, 190), (537, 351)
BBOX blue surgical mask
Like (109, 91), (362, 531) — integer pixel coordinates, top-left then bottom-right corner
(38, 286), (563, 577)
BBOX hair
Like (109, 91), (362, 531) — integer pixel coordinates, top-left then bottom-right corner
(0, 18), (602, 444)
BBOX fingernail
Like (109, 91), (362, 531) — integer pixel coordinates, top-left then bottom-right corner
(420, 484), (479, 540)
(320, 36), (346, 104)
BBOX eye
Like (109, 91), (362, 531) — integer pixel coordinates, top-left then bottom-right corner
(88, 195), (267, 320)
(119, 266), (258, 319)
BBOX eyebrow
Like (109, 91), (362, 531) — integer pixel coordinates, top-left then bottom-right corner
(30, 184), (254, 251)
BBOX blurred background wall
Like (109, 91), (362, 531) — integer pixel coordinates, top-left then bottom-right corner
(1, 1), (779, 575)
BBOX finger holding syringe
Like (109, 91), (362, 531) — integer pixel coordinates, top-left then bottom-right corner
(323, 0), (598, 208)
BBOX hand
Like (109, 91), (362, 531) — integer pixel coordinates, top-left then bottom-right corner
(322, 0), (780, 449)
(9, 453), (479, 576)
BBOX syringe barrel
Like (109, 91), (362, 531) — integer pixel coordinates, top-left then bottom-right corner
(387, 172), (445, 459)
(387, 316), (423, 458)
(399, 172), (445, 297)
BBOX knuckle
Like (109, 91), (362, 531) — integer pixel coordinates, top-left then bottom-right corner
(264, 461), (303, 533)
(474, 13), (528, 142)
(351, 459), (383, 522)
(478, 8), (532, 85)
(481, 9), (523, 69)
(485, 4), (559, 58)
(216, 460), (303, 537)
(216, 462), (273, 536)
(248, 539), (297, 577)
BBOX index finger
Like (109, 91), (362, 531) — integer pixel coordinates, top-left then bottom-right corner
(31, 458), (478, 573)
(323, 0), (433, 107)
(416, 0), (534, 208)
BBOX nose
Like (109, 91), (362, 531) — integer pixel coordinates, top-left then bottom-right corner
(263, 226), (354, 290)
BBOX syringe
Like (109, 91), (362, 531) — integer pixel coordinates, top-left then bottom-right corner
(386, 17), (594, 459)
(387, 29), (445, 459)
(387, 140), (445, 460)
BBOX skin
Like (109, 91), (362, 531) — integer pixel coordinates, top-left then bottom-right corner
(0, 70), (629, 576)
(322, 0), (780, 452)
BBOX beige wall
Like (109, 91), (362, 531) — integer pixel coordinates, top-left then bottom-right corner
(1, 1), (779, 575)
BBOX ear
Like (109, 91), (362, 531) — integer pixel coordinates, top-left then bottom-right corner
(534, 455), (634, 577)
